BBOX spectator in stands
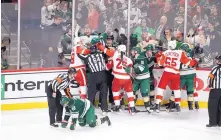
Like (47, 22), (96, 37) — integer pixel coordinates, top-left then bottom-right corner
(192, 5), (209, 28)
(59, 1), (72, 25)
(41, 0), (58, 28)
(160, 0), (175, 27)
(76, 0), (88, 28)
(206, 22), (221, 55)
(174, 13), (184, 33)
(161, 27), (176, 50)
(155, 16), (167, 40)
(88, 2), (99, 31)
(133, 18), (155, 42)
(1, 37), (10, 70)
(209, 3), (221, 33)
(57, 25), (72, 66)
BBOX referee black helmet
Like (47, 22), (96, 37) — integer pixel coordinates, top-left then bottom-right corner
(68, 67), (77, 74)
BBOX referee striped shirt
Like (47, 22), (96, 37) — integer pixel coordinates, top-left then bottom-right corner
(78, 53), (106, 73)
(51, 73), (72, 97)
(208, 65), (221, 89)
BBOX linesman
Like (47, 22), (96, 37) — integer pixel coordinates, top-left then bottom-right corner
(78, 37), (109, 114)
(207, 55), (221, 128)
(46, 68), (76, 127)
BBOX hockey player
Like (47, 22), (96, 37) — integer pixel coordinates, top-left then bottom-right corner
(155, 40), (198, 113)
(69, 37), (91, 99)
(144, 44), (157, 108)
(180, 44), (199, 110)
(60, 96), (111, 130)
(132, 46), (152, 113)
(168, 44), (200, 112)
(97, 43), (137, 115)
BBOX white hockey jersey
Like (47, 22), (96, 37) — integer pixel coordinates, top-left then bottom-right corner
(111, 51), (133, 79)
(69, 45), (89, 69)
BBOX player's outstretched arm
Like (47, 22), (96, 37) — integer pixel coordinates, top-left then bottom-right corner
(96, 43), (115, 57)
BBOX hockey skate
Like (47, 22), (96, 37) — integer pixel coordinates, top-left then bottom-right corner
(112, 105), (120, 112)
(104, 116), (111, 126)
(175, 104), (181, 114)
(129, 107), (137, 116)
(195, 101), (199, 111)
(188, 101), (193, 111)
(166, 100), (175, 113)
(155, 104), (160, 113)
(144, 101), (152, 113)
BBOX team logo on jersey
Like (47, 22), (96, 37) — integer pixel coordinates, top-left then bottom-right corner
(141, 61), (144, 65)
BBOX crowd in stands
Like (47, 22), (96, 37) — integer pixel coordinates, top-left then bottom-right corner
(1, 0), (221, 69)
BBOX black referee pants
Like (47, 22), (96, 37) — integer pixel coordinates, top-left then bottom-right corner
(46, 85), (63, 125)
(208, 89), (221, 126)
(88, 71), (108, 111)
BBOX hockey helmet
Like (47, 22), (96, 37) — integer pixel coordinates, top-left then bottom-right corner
(60, 96), (71, 106)
(117, 45), (126, 53)
(215, 54), (221, 63)
(91, 37), (100, 45)
(68, 67), (77, 74)
(132, 47), (141, 54)
(144, 44), (154, 51)
(168, 40), (177, 50)
(180, 43), (190, 52)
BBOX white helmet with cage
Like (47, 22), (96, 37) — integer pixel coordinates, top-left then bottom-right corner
(168, 40), (177, 50)
(117, 45), (126, 53)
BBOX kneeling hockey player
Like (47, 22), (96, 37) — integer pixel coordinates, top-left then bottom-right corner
(60, 96), (111, 130)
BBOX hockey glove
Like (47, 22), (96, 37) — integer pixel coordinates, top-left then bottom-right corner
(155, 51), (163, 58)
(61, 121), (68, 128)
(96, 42), (105, 52)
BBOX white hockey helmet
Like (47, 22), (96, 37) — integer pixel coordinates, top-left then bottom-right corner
(168, 40), (177, 50)
(117, 45), (126, 53)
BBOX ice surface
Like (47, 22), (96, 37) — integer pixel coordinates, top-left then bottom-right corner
(1, 107), (221, 140)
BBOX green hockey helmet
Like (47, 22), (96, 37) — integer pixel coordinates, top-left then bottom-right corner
(180, 43), (190, 52)
(60, 96), (71, 106)
(144, 44), (154, 51)
(90, 37), (100, 45)
(132, 47), (141, 54)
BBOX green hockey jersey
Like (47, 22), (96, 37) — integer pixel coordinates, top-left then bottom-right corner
(67, 98), (91, 118)
(133, 53), (150, 80)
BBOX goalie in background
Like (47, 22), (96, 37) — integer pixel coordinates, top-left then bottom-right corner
(60, 96), (111, 130)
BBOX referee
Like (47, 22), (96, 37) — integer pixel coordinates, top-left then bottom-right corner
(207, 55), (221, 128)
(46, 68), (76, 127)
(78, 37), (109, 114)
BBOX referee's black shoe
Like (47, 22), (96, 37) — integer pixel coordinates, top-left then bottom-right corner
(50, 123), (59, 127)
(206, 124), (217, 127)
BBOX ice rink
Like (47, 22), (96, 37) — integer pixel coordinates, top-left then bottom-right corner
(1, 107), (221, 140)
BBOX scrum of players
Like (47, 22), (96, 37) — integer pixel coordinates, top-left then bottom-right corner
(69, 35), (199, 116)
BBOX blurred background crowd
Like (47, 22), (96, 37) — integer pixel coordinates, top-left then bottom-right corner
(1, 0), (221, 70)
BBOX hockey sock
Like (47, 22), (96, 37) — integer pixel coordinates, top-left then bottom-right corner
(174, 90), (181, 105)
(156, 88), (164, 104)
(127, 92), (135, 107)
